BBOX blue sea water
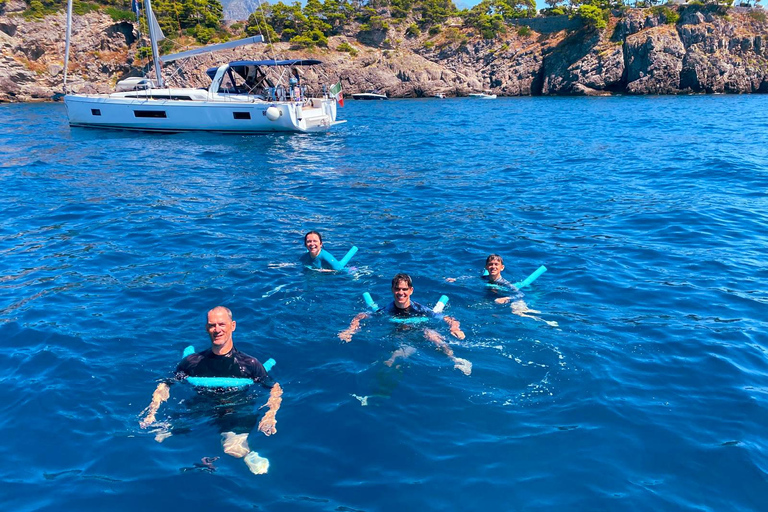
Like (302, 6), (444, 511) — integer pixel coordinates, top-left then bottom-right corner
(1, 96), (767, 511)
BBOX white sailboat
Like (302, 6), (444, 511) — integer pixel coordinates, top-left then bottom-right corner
(62, 0), (342, 133)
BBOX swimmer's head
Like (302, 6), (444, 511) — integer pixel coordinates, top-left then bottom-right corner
(304, 231), (323, 258)
(391, 273), (413, 309)
(206, 306), (236, 355)
(485, 254), (504, 267)
(485, 254), (505, 280)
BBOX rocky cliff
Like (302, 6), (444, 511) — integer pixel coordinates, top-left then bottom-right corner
(1, 1), (767, 102)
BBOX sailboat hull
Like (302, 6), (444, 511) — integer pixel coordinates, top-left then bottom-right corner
(64, 94), (338, 133)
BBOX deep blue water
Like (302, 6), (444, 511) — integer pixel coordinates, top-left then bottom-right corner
(1, 96), (767, 511)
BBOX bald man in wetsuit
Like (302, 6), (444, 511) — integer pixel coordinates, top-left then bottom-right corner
(140, 306), (283, 474)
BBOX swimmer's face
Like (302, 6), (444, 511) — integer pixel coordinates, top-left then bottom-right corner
(391, 280), (413, 309)
(486, 259), (505, 280)
(206, 308), (236, 354)
(305, 233), (322, 258)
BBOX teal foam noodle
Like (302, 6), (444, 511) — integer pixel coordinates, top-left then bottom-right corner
(514, 265), (547, 289)
(363, 292), (378, 311)
(181, 346), (276, 388)
(482, 269), (489, 276)
(338, 246), (358, 268)
(390, 317), (429, 324)
(433, 295), (449, 314)
(187, 376), (253, 388)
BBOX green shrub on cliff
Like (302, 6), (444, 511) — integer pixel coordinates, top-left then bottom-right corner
(290, 28), (328, 47)
(105, 6), (135, 21)
(245, 9), (280, 41)
(650, 5), (680, 24)
(578, 4), (608, 30)
(23, 0), (57, 19)
(337, 41), (358, 55)
(748, 9), (766, 22)
(73, 1), (100, 15)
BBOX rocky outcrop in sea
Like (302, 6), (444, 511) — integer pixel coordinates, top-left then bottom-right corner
(1, 1), (766, 102)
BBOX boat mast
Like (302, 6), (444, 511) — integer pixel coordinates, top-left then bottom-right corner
(63, 0), (72, 92)
(143, 0), (164, 88)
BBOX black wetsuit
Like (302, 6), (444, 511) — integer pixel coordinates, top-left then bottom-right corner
(482, 274), (515, 289)
(173, 347), (275, 434)
(175, 347), (275, 389)
(378, 301), (441, 319)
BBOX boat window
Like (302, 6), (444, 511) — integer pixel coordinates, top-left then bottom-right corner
(133, 110), (167, 118)
(233, 112), (251, 120)
(123, 95), (193, 101)
(91, 109), (101, 116)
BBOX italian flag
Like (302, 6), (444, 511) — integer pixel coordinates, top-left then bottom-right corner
(330, 82), (344, 107)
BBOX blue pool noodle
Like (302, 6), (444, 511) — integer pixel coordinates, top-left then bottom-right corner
(363, 292), (447, 323)
(514, 265), (547, 289)
(433, 295), (449, 314)
(363, 291), (378, 310)
(338, 246), (358, 268)
(181, 345), (275, 388)
(311, 246), (358, 270)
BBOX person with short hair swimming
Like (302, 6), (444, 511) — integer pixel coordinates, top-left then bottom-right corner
(482, 255), (557, 326)
(140, 306), (283, 474)
(339, 273), (472, 375)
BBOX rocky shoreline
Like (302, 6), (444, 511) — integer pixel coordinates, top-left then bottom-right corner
(1, 1), (767, 103)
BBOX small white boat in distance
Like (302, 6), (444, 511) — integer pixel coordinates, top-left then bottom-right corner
(469, 91), (497, 99)
(351, 92), (388, 100)
(433, 93), (446, 99)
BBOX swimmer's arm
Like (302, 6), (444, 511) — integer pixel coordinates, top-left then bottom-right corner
(140, 382), (171, 428)
(495, 296), (512, 304)
(339, 312), (368, 342)
(257, 383), (283, 436)
(442, 315), (465, 340)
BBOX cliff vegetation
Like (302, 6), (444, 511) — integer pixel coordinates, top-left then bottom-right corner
(0, 0), (767, 101)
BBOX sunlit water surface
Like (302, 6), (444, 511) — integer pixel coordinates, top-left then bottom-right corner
(1, 96), (767, 511)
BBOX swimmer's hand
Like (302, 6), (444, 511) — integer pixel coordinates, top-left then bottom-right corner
(258, 414), (277, 436)
(140, 382), (170, 428)
(495, 297), (512, 304)
(450, 327), (465, 340)
(339, 313), (367, 342)
(445, 277), (457, 283)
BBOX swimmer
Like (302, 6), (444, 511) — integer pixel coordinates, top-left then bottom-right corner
(339, 273), (472, 375)
(484, 254), (557, 326)
(300, 230), (357, 271)
(140, 306), (283, 475)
